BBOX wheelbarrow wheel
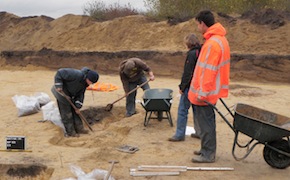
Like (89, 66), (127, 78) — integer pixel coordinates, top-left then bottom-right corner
(263, 139), (290, 169)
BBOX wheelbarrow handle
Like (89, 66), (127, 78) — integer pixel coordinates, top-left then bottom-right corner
(219, 99), (235, 118)
(203, 99), (235, 132)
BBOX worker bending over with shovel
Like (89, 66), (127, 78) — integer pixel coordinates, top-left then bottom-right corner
(119, 58), (155, 117)
(51, 67), (99, 137)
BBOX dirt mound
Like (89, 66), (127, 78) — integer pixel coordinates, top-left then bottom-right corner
(0, 10), (290, 84)
(0, 10), (289, 54)
(241, 8), (289, 29)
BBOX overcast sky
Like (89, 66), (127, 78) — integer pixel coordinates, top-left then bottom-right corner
(0, 0), (146, 19)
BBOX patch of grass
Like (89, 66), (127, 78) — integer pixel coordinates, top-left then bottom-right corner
(83, 1), (139, 21)
(83, 0), (290, 24)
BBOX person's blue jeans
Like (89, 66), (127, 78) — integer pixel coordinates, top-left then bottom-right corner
(195, 105), (216, 160)
(126, 75), (150, 116)
(174, 88), (200, 139)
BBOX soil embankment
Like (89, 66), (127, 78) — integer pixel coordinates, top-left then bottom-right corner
(1, 9), (290, 83)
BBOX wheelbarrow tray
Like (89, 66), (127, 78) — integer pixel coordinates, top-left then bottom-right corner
(141, 89), (173, 111)
(234, 103), (290, 143)
(141, 88), (173, 126)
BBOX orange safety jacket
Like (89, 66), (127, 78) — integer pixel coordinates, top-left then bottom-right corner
(188, 23), (230, 106)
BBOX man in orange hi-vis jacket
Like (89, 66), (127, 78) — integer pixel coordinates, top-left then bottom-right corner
(188, 10), (230, 163)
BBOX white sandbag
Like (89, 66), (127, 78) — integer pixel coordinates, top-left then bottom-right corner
(41, 101), (66, 132)
(41, 101), (55, 121)
(63, 164), (115, 180)
(33, 92), (51, 106)
(12, 95), (40, 117)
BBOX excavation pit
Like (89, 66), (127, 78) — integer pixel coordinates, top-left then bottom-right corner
(0, 164), (54, 179)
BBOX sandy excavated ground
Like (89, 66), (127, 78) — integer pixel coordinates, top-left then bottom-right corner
(0, 70), (290, 179)
(0, 9), (290, 180)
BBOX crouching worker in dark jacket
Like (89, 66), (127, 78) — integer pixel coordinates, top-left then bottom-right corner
(51, 67), (99, 137)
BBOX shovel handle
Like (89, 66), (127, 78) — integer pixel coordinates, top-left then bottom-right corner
(59, 90), (94, 132)
(111, 79), (151, 105)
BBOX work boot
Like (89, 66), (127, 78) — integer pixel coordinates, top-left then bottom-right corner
(191, 133), (200, 139)
(77, 129), (89, 134)
(65, 132), (80, 138)
(191, 155), (215, 163)
(125, 111), (137, 117)
(168, 136), (185, 142)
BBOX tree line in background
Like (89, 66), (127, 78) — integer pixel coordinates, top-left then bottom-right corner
(83, 0), (290, 21)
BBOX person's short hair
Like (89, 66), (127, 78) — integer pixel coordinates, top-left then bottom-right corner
(195, 10), (215, 27)
(124, 59), (135, 75)
(184, 34), (200, 49)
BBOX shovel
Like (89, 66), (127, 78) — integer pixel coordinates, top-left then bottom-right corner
(59, 90), (94, 132)
(105, 79), (151, 111)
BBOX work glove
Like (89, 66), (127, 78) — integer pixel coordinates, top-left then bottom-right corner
(74, 100), (83, 109)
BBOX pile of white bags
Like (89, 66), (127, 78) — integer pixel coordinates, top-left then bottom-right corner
(63, 164), (115, 180)
(12, 92), (50, 117)
(12, 92), (65, 132)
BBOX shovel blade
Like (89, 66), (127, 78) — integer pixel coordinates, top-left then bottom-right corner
(105, 104), (113, 111)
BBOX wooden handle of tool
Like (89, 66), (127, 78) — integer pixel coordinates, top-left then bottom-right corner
(59, 91), (94, 132)
(105, 163), (114, 180)
(105, 161), (119, 180)
(111, 79), (151, 105)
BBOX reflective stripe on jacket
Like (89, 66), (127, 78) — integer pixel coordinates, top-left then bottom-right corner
(188, 23), (230, 106)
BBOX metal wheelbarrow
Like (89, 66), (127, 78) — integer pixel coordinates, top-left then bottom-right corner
(207, 99), (290, 169)
(141, 88), (173, 127)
